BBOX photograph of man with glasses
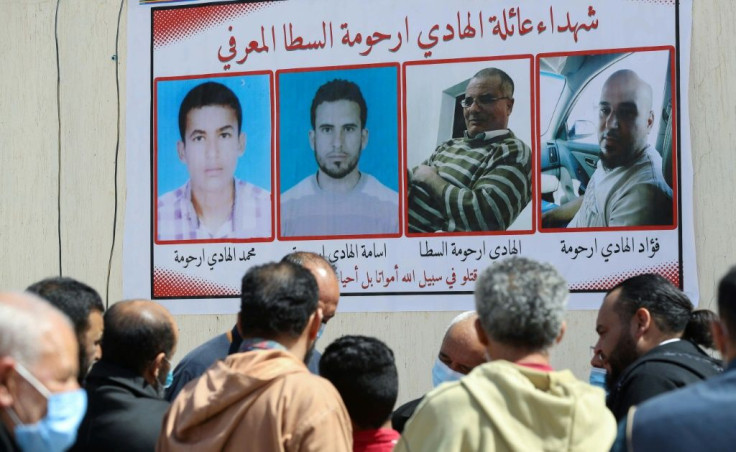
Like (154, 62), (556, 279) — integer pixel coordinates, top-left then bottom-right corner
(407, 67), (532, 233)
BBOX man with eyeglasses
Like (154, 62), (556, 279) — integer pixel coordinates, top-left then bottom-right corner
(408, 67), (532, 232)
(542, 69), (673, 228)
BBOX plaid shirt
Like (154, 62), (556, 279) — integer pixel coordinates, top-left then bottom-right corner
(156, 178), (271, 241)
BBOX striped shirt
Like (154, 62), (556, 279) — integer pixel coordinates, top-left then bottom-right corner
(156, 178), (271, 241)
(408, 130), (531, 232)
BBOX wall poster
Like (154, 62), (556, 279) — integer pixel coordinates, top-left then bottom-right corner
(124, 0), (696, 314)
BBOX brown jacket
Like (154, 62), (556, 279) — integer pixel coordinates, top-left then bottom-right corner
(157, 349), (352, 452)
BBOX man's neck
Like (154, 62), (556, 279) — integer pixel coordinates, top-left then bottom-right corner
(191, 181), (235, 232)
(316, 170), (361, 193)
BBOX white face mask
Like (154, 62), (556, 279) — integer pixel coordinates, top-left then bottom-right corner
(431, 357), (465, 387)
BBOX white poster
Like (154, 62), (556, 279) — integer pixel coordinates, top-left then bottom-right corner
(125, 0), (696, 314)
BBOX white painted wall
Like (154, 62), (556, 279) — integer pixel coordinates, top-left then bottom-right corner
(0, 0), (733, 406)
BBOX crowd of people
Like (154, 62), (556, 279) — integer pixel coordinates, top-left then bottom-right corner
(1, 254), (735, 452)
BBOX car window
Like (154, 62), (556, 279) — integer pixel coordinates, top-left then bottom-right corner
(540, 71), (565, 137)
(565, 51), (670, 147)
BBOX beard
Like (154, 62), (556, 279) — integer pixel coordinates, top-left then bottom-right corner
(605, 330), (640, 391)
(315, 151), (360, 179)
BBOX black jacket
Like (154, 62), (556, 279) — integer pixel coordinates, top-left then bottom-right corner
(70, 360), (170, 452)
(0, 422), (20, 452)
(607, 339), (722, 421)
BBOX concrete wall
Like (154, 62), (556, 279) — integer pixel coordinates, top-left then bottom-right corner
(1, 0), (734, 406)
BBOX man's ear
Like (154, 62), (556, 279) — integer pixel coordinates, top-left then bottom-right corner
(646, 110), (655, 131)
(238, 132), (247, 157)
(360, 128), (369, 150)
(712, 320), (730, 358)
(143, 352), (166, 386)
(555, 321), (567, 344)
(632, 308), (652, 337)
(506, 97), (515, 114)
(474, 318), (489, 347)
(0, 357), (16, 408)
(176, 140), (187, 163)
(307, 308), (323, 341)
(308, 129), (316, 151)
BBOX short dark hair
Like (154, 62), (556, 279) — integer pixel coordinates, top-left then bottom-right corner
(610, 274), (693, 334)
(319, 335), (398, 430)
(26, 277), (104, 340)
(682, 309), (718, 349)
(101, 302), (176, 374)
(472, 67), (515, 97)
(178, 81), (242, 141)
(239, 262), (318, 339)
(310, 79), (367, 130)
(718, 266), (736, 336)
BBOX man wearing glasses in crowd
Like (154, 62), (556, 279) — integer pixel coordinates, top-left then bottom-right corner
(408, 67), (532, 232)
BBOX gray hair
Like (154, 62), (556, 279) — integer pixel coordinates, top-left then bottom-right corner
(474, 257), (568, 351)
(0, 292), (72, 366)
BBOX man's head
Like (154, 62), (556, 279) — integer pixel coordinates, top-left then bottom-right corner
(0, 292), (83, 449)
(309, 79), (369, 180)
(101, 300), (178, 393)
(281, 251), (340, 323)
(26, 277), (105, 383)
(433, 311), (486, 386)
(177, 81), (246, 196)
(712, 266), (736, 365)
(238, 262), (321, 360)
(474, 257), (568, 359)
(462, 68), (515, 137)
(320, 335), (398, 431)
(597, 69), (654, 169)
(593, 274), (692, 388)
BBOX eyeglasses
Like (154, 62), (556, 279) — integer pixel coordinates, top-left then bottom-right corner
(460, 94), (510, 108)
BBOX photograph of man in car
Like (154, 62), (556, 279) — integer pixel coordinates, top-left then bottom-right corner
(542, 69), (673, 228)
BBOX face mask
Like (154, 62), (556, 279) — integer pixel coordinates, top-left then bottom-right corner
(316, 323), (326, 341)
(431, 357), (464, 387)
(589, 367), (608, 393)
(7, 362), (87, 452)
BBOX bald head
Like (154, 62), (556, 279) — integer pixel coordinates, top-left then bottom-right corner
(438, 311), (487, 374)
(282, 252), (340, 322)
(101, 300), (178, 375)
(598, 69), (654, 169)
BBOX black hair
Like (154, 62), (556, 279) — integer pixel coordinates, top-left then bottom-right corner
(472, 67), (515, 96)
(310, 79), (367, 130)
(718, 266), (736, 337)
(239, 262), (318, 339)
(682, 309), (718, 349)
(609, 274), (693, 334)
(319, 335), (398, 430)
(101, 302), (176, 374)
(27, 277), (104, 340)
(178, 81), (242, 141)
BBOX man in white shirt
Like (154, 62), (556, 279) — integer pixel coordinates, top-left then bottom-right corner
(280, 79), (399, 237)
(542, 69), (672, 228)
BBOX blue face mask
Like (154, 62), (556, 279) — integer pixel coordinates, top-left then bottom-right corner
(162, 357), (174, 389)
(431, 357), (465, 388)
(589, 367), (608, 393)
(316, 323), (326, 342)
(8, 363), (87, 452)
